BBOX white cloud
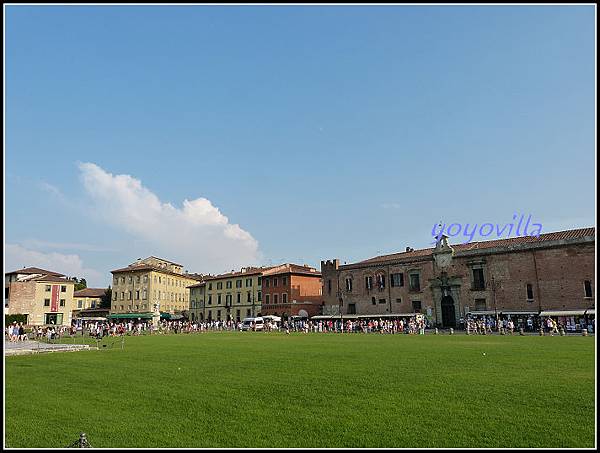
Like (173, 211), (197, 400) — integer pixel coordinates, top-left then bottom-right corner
(77, 162), (261, 274)
(5, 243), (104, 285)
(19, 239), (117, 253)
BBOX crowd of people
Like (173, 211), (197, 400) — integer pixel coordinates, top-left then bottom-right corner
(5, 315), (594, 342)
(6, 322), (27, 342)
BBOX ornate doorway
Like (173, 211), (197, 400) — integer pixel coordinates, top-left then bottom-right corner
(441, 295), (456, 327)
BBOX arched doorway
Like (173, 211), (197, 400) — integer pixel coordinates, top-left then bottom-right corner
(441, 295), (456, 327)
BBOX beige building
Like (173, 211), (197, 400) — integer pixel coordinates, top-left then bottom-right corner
(189, 267), (270, 322)
(4, 267), (76, 326)
(110, 256), (202, 315)
(73, 288), (106, 310)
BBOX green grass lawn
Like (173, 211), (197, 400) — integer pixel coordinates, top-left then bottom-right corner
(4, 333), (596, 448)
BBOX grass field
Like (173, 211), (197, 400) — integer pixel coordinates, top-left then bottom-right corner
(4, 332), (596, 448)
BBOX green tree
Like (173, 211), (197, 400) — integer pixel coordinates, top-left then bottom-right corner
(73, 277), (87, 291)
(100, 286), (112, 309)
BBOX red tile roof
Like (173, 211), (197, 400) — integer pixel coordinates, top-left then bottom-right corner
(5, 267), (65, 277)
(110, 264), (201, 280)
(34, 275), (75, 284)
(262, 263), (321, 277)
(354, 227), (595, 266)
(202, 267), (274, 281)
(74, 288), (106, 298)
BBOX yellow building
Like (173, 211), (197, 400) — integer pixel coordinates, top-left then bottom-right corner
(188, 282), (206, 322)
(5, 267), (76, 326)
(110, 256), (201, 316)
(73, 288), (106, 310)
(189, 267), (270, 322)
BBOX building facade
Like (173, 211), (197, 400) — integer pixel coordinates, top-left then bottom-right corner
(189, 267), (270, 322)
(188, 282), (206, 322)
(5, 267), (76, 326)
(321, 228), (595, 327)
(260, 264), (323, 318)
(73, 288), (106, 310)
(110, 256), (201, 315)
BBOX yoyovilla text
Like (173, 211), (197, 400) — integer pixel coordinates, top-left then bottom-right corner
(431, 214), (542, 245)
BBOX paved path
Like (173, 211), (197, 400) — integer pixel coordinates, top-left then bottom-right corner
(4, 340), (91, 356)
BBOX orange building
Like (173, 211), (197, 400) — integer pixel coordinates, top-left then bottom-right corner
(260, 264), (322, 319)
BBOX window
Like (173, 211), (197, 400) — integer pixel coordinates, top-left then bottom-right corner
(208, 295), (212, 305)
(409, 274), (420, 291)
(282, 277), (287, 286)
(136, 276), (140, 283)
(208, 283), (213, 290)
(226, 281), (232, 289)
(217, 294), (222, 305)
(247, 292), (251, 303)
(121, 277), (125, 284)
(526, 284), (534, 300)
(257, 291), (262, 302)
(258, 277), (262, 286)
(217, 310), (221, 320)
(274, 278), (278, 287)
(365, 276), (373, 290)
(584, 280), (593, 298)
(113, 292), (117, 301)
(376, 274), (385, 289)
(136, 290), (140, 300)
(217, 282), (223, 290)
(59, 299), (65, 307)
(391, 273), (404, 287)
(345, 278), (353, 292)
(143, 290), (147, 300)
(128, 291), (132, 300)
(472, 268), (485, 290)
(247, 309), (251, 317)
(61, 285), (66, 292)
(282, 293), (287, 303)
(396, 298), (402, 304)
(265, 279), (270, 288)
(265, 294), (270, 304)
(128, 276), (132, 283)
(274, 294), (278, 304)
(114, 277), (118, 285)
(237, 293), (241, 304)
(44, 299), (50, 307)
(236, 280), (242, 288)
(412, 300), (422, 313)
(379, 298), (386, 304)
(327, 279), (332, 294)
(45, 313), (63, 325)
(45, 285), (51, 292)
(226, 295), (232, 306)
(475, 298), (486, 311)
(144, 275), (148, 283)
(372, 297), (376, 305)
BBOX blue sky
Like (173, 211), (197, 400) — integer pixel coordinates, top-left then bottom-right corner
(4, 5), (596, 287)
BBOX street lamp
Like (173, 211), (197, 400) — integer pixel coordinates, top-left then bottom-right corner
(337, 288), (343, 333)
